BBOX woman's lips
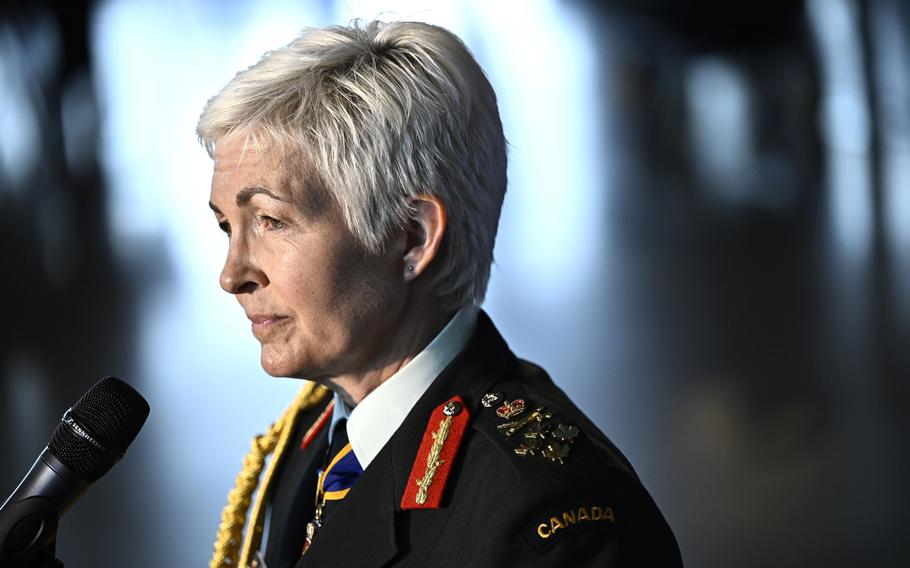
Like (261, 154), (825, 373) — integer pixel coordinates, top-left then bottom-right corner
(248, 314), (289, 333)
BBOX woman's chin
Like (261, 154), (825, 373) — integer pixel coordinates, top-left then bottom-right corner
(259, 349), (303, 378)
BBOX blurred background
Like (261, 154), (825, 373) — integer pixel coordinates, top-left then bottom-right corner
(1, 0), (908, 566)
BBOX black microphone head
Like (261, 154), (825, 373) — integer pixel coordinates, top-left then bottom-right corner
(47, 377), (150, 482)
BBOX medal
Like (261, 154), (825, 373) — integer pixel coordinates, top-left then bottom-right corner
(302, 463), (330, 555)
(302, 498), (324, 554)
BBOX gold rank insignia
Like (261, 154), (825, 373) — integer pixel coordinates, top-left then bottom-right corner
(497, 408), (552, 437)
(482, 392), (582, 465)
(495, 398), (526, 419)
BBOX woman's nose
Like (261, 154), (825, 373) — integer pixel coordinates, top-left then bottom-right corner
(220, 240), (266, 294)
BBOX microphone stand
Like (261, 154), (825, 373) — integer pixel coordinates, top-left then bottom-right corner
(0, 507), (64, 568)
(17, 541), (63, 568)
(0, 472), (67, 568)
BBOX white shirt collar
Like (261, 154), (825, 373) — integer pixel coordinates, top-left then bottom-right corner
(330, 305), (478, 469)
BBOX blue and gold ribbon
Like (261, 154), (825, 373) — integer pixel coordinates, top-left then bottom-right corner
(318, 443), (363, 501)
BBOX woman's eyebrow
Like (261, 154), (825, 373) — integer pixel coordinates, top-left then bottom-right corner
(235, 185), (285, 206)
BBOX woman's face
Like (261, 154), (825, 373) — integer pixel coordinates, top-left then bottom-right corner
(208, 134), (405, 380)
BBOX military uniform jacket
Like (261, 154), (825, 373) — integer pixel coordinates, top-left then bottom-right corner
(263, 312), (683, 567)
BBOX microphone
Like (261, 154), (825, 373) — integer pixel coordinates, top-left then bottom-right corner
(0, 377), (150, 567)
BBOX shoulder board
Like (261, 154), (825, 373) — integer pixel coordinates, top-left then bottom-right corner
(471, 380), (590, 472)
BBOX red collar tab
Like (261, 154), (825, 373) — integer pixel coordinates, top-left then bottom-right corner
(401, 396), (470, 510)
(301, 399), (335, 450)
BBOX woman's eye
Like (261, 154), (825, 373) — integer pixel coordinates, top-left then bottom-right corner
(218, 221), (231, 235)
(259, 215), (287, 230)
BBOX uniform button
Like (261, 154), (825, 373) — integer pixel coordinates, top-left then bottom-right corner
(481, 392), (503, 408)
(443, 400), (462, 416)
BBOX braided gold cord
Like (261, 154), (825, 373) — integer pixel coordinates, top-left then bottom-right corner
(209, 382), (329, 568)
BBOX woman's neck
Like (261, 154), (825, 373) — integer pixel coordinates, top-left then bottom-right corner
(324, 299), (454, 406)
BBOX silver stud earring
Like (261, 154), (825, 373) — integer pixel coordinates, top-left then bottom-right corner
(407, 264), (415, 272)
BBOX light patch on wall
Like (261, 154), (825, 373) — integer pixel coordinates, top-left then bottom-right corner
(335, 0), (464, 28)
(872, 0), (910, 253)
(807, 0), (873, 262)
(476, 0), (606, 305)
(685, 56), (754, 204)
(0, 28), (41, 192)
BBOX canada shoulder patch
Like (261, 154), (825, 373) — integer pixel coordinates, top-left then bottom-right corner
(523, 502), (619, 552)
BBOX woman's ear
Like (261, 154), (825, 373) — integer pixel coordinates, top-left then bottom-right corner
(403, 194), (447, 280)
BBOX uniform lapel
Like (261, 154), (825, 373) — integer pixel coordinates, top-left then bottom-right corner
(293, 311), (517, 568)
(293, 441), (399, 567)
(265, 406), (331, 567)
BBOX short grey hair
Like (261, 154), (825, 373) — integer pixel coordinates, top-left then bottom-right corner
(197, 20), (507, 309)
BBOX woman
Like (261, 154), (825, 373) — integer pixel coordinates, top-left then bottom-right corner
(198, 20), (681, 568)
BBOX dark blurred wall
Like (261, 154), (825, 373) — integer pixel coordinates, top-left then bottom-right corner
(572, 0), (910, 565)
(1, 1), (908, 567)
(0, 0), (169, 564)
